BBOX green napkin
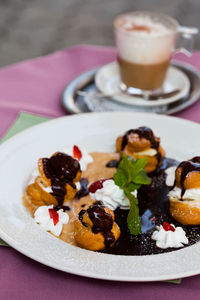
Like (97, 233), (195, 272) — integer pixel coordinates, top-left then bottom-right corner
(0, 112), (49, 246)
(1, 112), (49, 143)
(0, 112), (181, 283)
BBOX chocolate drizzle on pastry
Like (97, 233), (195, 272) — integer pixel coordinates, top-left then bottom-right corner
(121, 127), (161, 166)
(78, 209), (87, 227)
(42, 152), (80, 205)
(175, 157), (200, 198)
(55, 205), (71, 212)
(79, 203), (115, 248)
(121, 127), (159, 151)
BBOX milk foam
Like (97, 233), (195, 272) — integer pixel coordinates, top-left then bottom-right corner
(116, 16), (172, 37)
(115, 15), (176, 64)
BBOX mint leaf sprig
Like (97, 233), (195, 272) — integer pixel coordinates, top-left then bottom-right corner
(114, 153), (151, 235)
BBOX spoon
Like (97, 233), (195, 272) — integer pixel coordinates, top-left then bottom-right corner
(76, 89), (180, 101)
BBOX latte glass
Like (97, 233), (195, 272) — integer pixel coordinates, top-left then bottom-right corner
(114, 11), (198, 94)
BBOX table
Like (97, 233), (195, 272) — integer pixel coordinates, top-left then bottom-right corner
(0, 45), (200, 299)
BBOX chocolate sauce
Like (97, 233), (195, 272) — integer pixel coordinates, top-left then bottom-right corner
(42, 152), (80, 205)
(101, 158), (200, 255)
(76, 178), (89, 198)
(121, 127), (159, 151)
(121, 127), (162, 167)
(106, 160), (120, 168)
(78, 209), (87, 227)
(191, 157), (200, 163)
(176, 157), (200, 198)
(79, 203), (115, 248)
(55, 205), (71, 211)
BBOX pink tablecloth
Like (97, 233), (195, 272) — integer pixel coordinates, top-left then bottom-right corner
(1, 45), (200, 299)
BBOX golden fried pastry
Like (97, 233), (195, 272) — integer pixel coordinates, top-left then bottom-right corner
(23, 176), (57, 216)
(169, 198), (200, 225)
(116, 127), (165, 173)
(74, 202), (120, 251)
(169, 157), (200, 225)
(38, 152), (81, 187)
(38, 152), (81, 203)
(24, 152), (82, 216)
(175, 157), (200, 190)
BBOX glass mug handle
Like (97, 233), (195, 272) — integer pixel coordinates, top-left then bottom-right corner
(175, 26), (199, 56)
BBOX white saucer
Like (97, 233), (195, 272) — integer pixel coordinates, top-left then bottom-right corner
(95, 62), (190, 107)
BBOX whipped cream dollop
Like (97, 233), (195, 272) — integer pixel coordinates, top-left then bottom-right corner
(136, 148), (157, 156)
(90, 179), (130, 210)
(27, 168), (53, 193)
(165, 166), (177, 187)
(151, 224), (188, 249)
(63, 146), (93, 171)
(169, 186), (200, 201)
(34, 205), (69, 236)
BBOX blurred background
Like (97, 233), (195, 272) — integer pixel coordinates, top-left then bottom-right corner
(0, 0), (199, 67)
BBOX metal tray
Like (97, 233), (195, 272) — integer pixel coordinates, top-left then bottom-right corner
(61, 61), (200, 115)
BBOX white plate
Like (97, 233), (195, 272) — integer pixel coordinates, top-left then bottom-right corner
(95, 62), (190, 107)
(1, 112), (200, 282)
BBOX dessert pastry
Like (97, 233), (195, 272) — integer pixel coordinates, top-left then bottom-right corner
(74, 202), (120, 251)
(23, 132), (200, 255)
(169, 157), (200, 225)
(24, 149), (121, 246)
(24, 152), (81, 215)
(116, 127), (165, 173)
(23, 176), (58, 216)
(38, 152), (81, 205)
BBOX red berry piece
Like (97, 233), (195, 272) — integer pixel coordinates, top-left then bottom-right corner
(49, 208), (59, 226)
(163, 222), (175, 232)
(73, 145), (82, 161)
(88, 179), (107, 193)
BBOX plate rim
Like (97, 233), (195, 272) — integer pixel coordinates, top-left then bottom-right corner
(2, 111), (200, 282)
